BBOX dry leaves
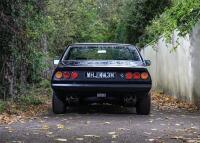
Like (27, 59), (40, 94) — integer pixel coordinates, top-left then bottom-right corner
(171, 136), (200, 143)
(0, 98), (50, 124)
(151, 91), (198, 111)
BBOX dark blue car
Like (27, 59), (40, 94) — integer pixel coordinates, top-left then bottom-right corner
(51, 43), (152, 115)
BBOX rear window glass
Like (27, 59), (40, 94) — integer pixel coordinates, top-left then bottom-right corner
(63, 46), (141, 61)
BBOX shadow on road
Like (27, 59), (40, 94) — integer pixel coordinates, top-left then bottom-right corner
(48, 105), (137, 116)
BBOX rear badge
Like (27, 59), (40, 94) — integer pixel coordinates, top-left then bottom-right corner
(97, 93), (106, 98)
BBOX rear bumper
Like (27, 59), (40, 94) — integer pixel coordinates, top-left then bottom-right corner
(52, 83), (151, 94)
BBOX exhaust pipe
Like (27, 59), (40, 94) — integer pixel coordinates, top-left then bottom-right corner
(123, 96), (136, 107)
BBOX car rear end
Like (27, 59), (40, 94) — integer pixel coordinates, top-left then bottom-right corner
(51, 44), (152, 115)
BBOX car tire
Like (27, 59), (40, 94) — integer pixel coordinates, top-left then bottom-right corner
(136, 93), (151, 115)
(52, 92), (66, 114)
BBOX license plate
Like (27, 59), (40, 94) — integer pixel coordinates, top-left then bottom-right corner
(97, 93), (106, 98)
(86, 72), (115, 79)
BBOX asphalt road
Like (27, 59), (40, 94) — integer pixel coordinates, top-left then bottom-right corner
(0, 105), (200, 143)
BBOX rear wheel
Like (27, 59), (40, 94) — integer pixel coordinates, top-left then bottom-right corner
(136, 93), (151, 115)
(52, 92), (66, 114)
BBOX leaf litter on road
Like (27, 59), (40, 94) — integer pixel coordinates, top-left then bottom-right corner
(151, 91), (198, 111)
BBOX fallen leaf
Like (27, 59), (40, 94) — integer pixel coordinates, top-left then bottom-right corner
(170, 136), (184, 139)
(42, 124), (49, 130)
(144, 132), (152, 135)
(186, 139), (198, 143)
(55, 138), (67, 142)
(151, 128), (157, 131)
(76, 138), (84, 141)
(149, 120), (154, 123)
(65, 127), (71, 130)
(112, 135), (118, 139)
(26, 133), (30, 136)
(148, 139), (155, 142)
(84, 135), (100, 138)
(118, 128), (130, 131)
(57, 124), (64, 129)
(11, 141), (22, 143)
(47, 132), (53, 135)
(108, 132), (116, 135)
(86, 121), (90, 124)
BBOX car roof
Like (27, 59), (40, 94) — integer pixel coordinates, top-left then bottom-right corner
(70, 43), (132, 47)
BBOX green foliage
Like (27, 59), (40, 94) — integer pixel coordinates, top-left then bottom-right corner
(14, 87), (48, 107)
(38, 79), (51, 89)
(0, 100), (6, 113)
(13, 83), (51, 109)
(0, 0), (52, 98)
(139, 0), (200, 46)
(16, 95), (43, 106)
(115, 0), (171, 45)
(47, 0), (124, 55)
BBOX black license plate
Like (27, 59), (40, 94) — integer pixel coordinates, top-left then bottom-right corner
(86, 72), (115, 79)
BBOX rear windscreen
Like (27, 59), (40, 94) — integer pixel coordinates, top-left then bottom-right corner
(63, 46), (141, 61)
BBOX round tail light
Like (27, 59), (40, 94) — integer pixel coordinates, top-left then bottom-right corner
(141, 72), (149, 80)
(63, 71), (70, 79)
(125, 72), (132, 80)
(133, 72), (140, 80)
(55, 71), (63, 79)
(71, 72), (79, 79)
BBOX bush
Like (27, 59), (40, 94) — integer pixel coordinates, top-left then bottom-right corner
(15, 95), (43, 106)
(39, 79), (50, 89)
(115, 0), (171, 45)
(0, 100), (6, 113)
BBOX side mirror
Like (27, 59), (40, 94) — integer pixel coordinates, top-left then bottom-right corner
(145, 60), (151, 66)
(54, 60), (59, 65)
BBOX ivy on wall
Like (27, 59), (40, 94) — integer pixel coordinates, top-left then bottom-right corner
(139, 0), (200, 47)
